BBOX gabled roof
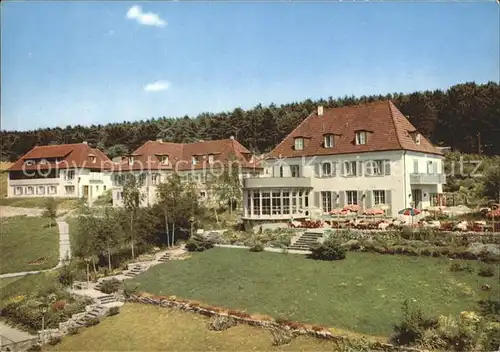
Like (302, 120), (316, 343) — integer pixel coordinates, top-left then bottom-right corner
(268, 100), (442, 158)
(8, 143), (112, 171)
(116, 138), (262, 171)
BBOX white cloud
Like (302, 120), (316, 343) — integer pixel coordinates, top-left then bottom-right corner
(126, 5), (167, 27)
(144, 81), (171, 92)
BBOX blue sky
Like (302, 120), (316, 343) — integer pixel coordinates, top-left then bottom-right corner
(1, 1), (498, 131)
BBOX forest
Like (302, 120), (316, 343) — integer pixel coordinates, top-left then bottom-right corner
(1, 81), (499, 161)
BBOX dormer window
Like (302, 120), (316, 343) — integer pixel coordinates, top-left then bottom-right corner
(128, 157), (134, 165)
(294, 138), (304, 151)
(40, 159), (48, 165)
(161, 156), (169, 165)
(192, 156), (199, 165)
(90, 156), (97, 163)
(355, 131), (367, 145)
(324, 134), (334, 148)
(415, 133), (421, 145)
(208, 154), (214, 164)
(24, 160), (34, 166)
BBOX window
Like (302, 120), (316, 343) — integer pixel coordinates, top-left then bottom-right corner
(322, 162), (332, 177)
(161, 156), (169, 165)
(40, 159), (48, 165)
(66, 170), (75, 180)
(36, 186), (45, 195)
(262, 192), (271, 215)
(427, 161), (437, 174)
(24, 160), (34, 166)
(96, 185), (99, 192)
(282, 191), (290, 215)
(415, 133), (421, 145)
(324, 134), (334, 148)
(65, 186), (75, 194)
(290, 165), (300, 178)
(26, 186), (34, 195)
(128, 157), (134, 165)
(252, 191), (261, 216)
(365, 160), (391, 176)
(321, 191), (333, 212)
(373, 190), (386, 205)
(414, 160), (419, 173)
(14, 186), (23, 195)
(151, 174), (160, 185)
(343, 161), (357, 177)
(294, 138), (304, 151)
(346, 191), (358, 205)
(192, 156), (199, 165)
(49, 186), (57, 194)
(138, 174), (146, 186)
(90, 156), (97, 163)
(271, 192), (281, 215)
(208, 154), (214, 164)
(355, 131), (367, 145)
(200, 191), (207, 198)
(103, 185), (106, 191)
(279, 166), (284, 178)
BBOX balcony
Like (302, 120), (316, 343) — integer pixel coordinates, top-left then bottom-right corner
(243, 177), (312, 189)
(410, 173), (446, 185)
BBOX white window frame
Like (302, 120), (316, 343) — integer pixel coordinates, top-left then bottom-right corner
(65, 185), (75, 194)
(14, 186), (23, 195)
(90, 156), (97, 163)
(355, 131), (367, 145)
(324, 135), (334, 148)
(294, 138), (304, 151)
(49, 186), (57, 194)
(346, 191), (358, 205)
(373, 190), (386, 205)
(36, 186), (45, 195)
(414, 160), (419, 173)
(365, 160), (390, 176)
(343, 161), (357, 177)
(415, 133), (421, 145)
(161, 156), (169, 165)
(26, 186), (34, 195)
(290, 165), (300, 178)
(208, 154), (214, 164)
(192, 156), (199, 165)
(151, 174), (160, 185)
(322, 162), (332, 177)
(128, 157), (134, 166)
(427, 161), (436, 174)
(66, 170), (75, 180)
(321, 191), (333, 212)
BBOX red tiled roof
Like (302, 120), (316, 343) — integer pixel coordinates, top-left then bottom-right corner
(8, 143), (112, 171)
(268, 100), (442, 158)
(115, 138), (262, 171)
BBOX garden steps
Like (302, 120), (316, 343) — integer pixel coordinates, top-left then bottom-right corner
(124, 264), (147, 277)
(71, 305), (107, 328)
(157, 252), (173, 262)
(288, 232), (324, 251)
(96, 295), (117, 305)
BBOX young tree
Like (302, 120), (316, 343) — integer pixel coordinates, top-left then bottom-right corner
(43, 197), (58, 227)
(122, 175), (144, 258)
(74, 206), (101, 274)
(213, 158), (242, 214)
(96, 207), (123, 271)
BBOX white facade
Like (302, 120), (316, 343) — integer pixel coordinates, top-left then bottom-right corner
(7, 168), (112, 202)
(111, 169), (261, 207)
(242, 150), (445, 220)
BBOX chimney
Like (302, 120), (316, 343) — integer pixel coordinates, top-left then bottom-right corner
(230, 136), (235, 140)
(156, 138), (163, 143)
(317, 106), (324, 116)
(82, 141), (88, 145)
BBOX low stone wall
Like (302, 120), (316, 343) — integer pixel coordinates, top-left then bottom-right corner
(127, 294), (424, 352)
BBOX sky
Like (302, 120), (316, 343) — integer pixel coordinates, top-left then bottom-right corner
(1, 1), (499, 132)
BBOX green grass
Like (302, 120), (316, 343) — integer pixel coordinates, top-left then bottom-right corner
(0, 197), (81, 209)
(46, 303), (342, 351)
(0, 216), (59, 274)
(0, 272), (56, 307)
(132, 248), (499, 336)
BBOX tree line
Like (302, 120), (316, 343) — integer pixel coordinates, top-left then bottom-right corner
(2, 81), (499, 161)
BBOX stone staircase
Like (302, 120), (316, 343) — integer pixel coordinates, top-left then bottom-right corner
(71, 305), (107, 328)
(288, 231), (324, 251)
(124, 263), (148, 278)
(96, 294), (118, 305)
(157, 252), (173, 263)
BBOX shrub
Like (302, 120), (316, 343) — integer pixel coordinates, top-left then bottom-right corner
(270, 327), (293, 346)
(107, 306), (120, 316)
(48, 336), (62, 346)
(85, 317), (100, 327)
(67, 327), (80, 335)
(207, 315), (237, 331)
(391, 300), (437, 346)
(478, 266), (495, 277)
(309, 239), (346, 261)
(478, 299), (500, 322)
(450, 263), (474, 273)
(122, 282), (139, 298)
(58, 263), (77, 287)
(27, 344), (42, 352)
(100, 278), (121, 294)
(249, 243), (264, 252)
(185, 235), (214, 252)
(51, 300), (66, 312)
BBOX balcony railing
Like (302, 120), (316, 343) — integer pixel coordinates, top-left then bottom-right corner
(410, 173), (446, 184)
(243, 177), (312, 189)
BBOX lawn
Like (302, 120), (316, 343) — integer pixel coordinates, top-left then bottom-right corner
(0, 272), (56, 306)
(0, 197), (81, 209)
(0, 216), (59, 274)
(47, 303), (340, 351)
(132, 248), (499, 336)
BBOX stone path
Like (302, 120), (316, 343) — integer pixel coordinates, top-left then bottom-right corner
(0, 220), (70, 279)
(0, 321), (36, 346)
